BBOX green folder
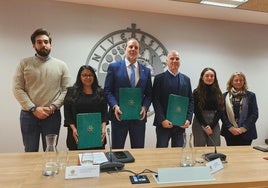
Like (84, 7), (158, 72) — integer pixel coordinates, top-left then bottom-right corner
(76, 113), (102, 149)
(166, 94), (189, 126)
(119, 88), (141, 120)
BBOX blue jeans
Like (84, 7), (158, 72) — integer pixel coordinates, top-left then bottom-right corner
(20, 110), (61, 152)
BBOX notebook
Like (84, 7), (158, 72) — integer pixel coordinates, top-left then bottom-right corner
(166, 94), (189, 126)
(76, 113), (102, 149)
(119, 88), (141, 120)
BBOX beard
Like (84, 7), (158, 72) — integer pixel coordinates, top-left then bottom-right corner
(35, 48), (51, 57)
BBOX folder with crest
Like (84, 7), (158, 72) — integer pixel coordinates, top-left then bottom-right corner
(119, 88), (141, 120)
(76, 113), (102, 149)
(166, 94), (189, 126)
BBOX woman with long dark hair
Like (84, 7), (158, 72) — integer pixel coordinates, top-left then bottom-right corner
(192, 68), (224, 146)
(63, 65), (108, 150)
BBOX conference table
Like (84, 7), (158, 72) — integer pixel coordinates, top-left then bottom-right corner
(1, 146), (268, 188)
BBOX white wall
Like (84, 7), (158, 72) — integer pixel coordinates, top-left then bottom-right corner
(1, 0), (268, 152)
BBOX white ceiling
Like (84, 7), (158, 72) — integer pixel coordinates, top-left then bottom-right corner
(56, 0), (268, 25)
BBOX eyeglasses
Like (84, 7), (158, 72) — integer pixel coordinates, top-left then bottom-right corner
(81, 74), (93, 78)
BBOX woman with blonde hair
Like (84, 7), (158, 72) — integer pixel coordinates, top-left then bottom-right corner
(221, 72), (258, 146)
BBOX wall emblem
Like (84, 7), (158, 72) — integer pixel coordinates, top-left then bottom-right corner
(86, 23), (168, 116)
(86, 23), (168, 86)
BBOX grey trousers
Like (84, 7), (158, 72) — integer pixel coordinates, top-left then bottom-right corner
(192, 110), (221, 147)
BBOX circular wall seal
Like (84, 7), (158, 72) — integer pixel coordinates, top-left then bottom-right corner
(86, 23), (168, 116)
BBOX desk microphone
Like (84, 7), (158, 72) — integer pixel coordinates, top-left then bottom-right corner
(100, 127), (124, 172)
(201, 126), (227, 162)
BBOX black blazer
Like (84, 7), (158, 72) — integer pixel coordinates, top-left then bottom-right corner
(63, 87), (108, 127)
(152, 71), (194, 127)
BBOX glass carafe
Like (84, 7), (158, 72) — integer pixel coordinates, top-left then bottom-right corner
(180, 133), (195, 167)
(42, 134), (59, 176)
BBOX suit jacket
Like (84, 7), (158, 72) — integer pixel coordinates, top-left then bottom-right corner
(104, 60), (152, 122)
(221, 91), (258, 140)
(152, 71), (194, 127)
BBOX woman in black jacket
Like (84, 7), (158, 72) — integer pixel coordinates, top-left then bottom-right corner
(63, 65), (108, 150)
(192, 68), (224, 147)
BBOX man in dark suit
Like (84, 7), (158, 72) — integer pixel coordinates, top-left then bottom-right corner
(104, 38), (152, 149)
(152, 50), (194, 147)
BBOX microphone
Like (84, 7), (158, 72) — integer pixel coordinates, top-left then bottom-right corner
(100, 127), (124, 172)
(104, 128), (135, 163)
(201, 126), (227, 162)
(107, 127), (113, 161)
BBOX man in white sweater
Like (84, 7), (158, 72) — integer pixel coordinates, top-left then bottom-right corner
(13, 28), (70, 152)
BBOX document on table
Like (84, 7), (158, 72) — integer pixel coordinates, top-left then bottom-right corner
(78, 152), (108, 165)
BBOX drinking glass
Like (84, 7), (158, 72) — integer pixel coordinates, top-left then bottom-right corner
(58, 149), (69, 170)
(194, 149), (205, 165)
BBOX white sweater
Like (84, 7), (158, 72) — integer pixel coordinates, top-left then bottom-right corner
(13, 55), (70, 111)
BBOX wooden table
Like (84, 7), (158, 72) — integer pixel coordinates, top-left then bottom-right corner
(0, 146), (268, 188)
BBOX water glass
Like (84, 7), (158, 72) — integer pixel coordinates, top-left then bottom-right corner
(58, 149), (69, 170)
(194, 149), (205, 165)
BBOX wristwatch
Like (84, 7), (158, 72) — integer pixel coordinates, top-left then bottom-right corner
(30, 107), (36, 112)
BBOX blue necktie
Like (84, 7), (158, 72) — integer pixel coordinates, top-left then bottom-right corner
(130, 64), (135, 87)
